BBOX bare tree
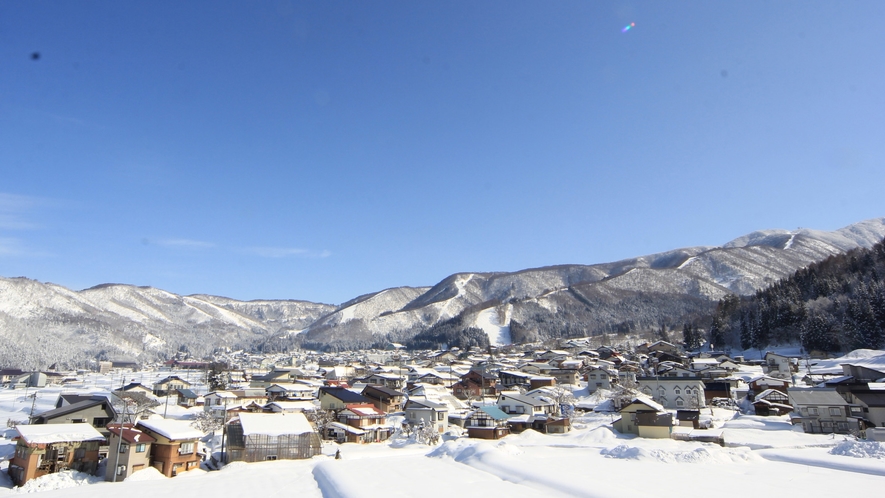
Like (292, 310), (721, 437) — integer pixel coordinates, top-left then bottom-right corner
(115, 392), (160, 423)
(191, 410), (222, 435)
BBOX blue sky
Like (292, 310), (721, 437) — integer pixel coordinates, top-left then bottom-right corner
(1, 1), (883, 304)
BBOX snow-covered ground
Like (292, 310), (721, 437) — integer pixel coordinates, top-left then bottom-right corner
(1, 370), (884, 496)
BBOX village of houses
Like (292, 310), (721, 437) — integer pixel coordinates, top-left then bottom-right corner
(0, 340), (884, 496)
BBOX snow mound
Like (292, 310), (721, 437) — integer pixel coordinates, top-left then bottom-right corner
(13, 470), (103, 493)
(123, 466), (166, 481)
(601, 444), (756, 464)
(829, 440), (885, 459)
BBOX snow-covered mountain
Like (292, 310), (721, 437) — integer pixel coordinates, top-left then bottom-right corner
(1, 217), (884, 367)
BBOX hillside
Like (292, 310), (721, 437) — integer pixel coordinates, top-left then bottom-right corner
(1, 217), (884, 366)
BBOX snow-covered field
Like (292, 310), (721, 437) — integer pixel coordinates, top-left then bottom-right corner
(0, 371), (883, 496)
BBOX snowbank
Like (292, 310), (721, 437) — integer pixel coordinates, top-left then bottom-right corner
(12, 470), (103, 494)
(829, 440), (885, 459)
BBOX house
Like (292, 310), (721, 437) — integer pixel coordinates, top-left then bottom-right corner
(176, 389), (200, 407)
(335, 403), (391, 443)
(584, 366), (616, 393)
(451, 370), (498, 400)
(841, 390), (885, 430)
(31, 396), (117, 434)
(318, 387), (371, 411)
(748, 375), (791, 395)
(612, 398), (673, 439)
(135, 419), (203, 477)
(9, 372), (47, 389)
(466, 406), (511, 440)
(637, 377), (706, 409)
(787, 388), (860, 434)
(362, 371), (405, 390)
(266, 383), (315, 401)
(117, 382), (155, 398)
(496, 392), (555, 416)
(763, 352), (798, 380)
(498, 370), (534, 390)
(403, 399), (449, 433)
(647, 341), (680, 355)
(152, 376), (191, 397)
(104, 423), (156, 481)
(752, 389), (793, 416)
(8, 423), (105, 486)
(0, 368), (26, 385)
(204, 391), (241, 420)
(265, 400), (317, 413)
(361, 384), (405, 413)
(225, 412), (322, 462)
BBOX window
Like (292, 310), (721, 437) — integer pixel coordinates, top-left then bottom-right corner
(437, 412), (445, 421)
(135, 443), (146, 453)
(808, 407), (819, 416)
(120, 444), (129, 453)
(71, 418), (86, 423)
(589, 374), (596, 379)
(265, 455), (278, 461)
(515, 406), (525, 414)
(674, 388), (681, 395)
(828, 407), (842, 417)
(179, 442), (195, 454)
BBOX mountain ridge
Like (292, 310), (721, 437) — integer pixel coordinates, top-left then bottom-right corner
(1, 217), (883, 367)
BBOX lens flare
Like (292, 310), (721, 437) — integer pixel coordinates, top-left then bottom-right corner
(622, 22), (635, 33)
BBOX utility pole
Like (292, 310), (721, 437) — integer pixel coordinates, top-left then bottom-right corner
(112, 373), (127, 483)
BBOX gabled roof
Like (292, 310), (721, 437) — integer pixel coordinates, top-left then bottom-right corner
(477, 406), (510, 421)
(787, 388), (849, 406)
(15, 423), (105, 445)
(319, 386), (370, 404)
(35, 398), (117, 422)
(498, 392), (550, 407)
(237, 412), (314, 436)
(176, 388), (199, 399)
(405, 399), (447, 411)
(620, 397), (665, 413)
(106, 423), (157, 444)
(137, 419), (204, 441)
(361, 384), (405, 398)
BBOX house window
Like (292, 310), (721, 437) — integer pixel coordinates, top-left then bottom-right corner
(179, 442), (195, 454)
(120, 444), (129, 453)
(135, 443), (146, 453)
(71, 418), (86, 423)
(437, 412), (445, 421)
(676, 398), (684, 407)
(265, 455), (278, 461)
(808, 407), (819, 416)
(674, 388), (681, 395)
(590, 374), (596, 379)
(837, 422), (849, 431)
(828, 407), (842, 417)
(821, 421), (834, 429)
(515, 406), (525, 414)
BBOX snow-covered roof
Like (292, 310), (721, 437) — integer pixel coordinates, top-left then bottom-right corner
(137, 419), (204, 441)
(237, 412), (315, 436)
(15, 423), (105, 445)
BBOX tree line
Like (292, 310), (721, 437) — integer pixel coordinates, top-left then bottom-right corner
(704, 236), (885, 353)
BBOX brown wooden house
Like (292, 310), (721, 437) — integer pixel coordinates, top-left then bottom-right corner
(135, 419), (203, 477)
(8, 423), (105, 486)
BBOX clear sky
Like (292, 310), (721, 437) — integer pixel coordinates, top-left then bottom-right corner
(1, 1), (883, 305)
